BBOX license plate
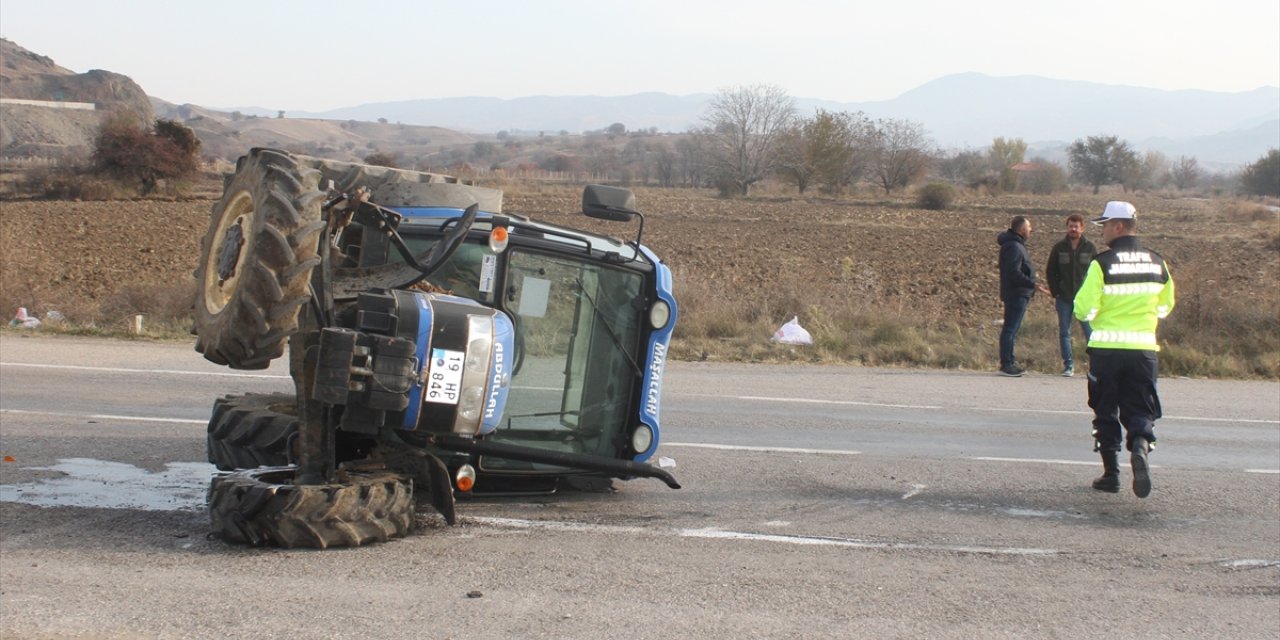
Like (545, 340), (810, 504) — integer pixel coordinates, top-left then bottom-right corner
(425, 348), (464, 405)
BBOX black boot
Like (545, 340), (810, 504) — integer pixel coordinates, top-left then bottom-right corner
(1131, 437), (1152, 498)
(1092, 450), (1120, 493)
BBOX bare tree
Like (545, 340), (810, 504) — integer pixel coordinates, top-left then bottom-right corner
(701, 84), (796, 196)
(652, 142), (677, 187)
(868, 118), (932, 194)
(1169, 155), (1202, 190)
(676, 132), (708, 188)
(934, 149), (988, 186)
(1122, 150), (1169, 192)
(1023, 158), (1068, 195)
(773, 124), (810, 193)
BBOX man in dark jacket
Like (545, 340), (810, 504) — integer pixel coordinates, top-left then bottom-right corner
(997, 216), (1048, 376)
(1045, 214), (1098, 377)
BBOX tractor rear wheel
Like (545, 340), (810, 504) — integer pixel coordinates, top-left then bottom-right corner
(193, 148), (327, 369)
(208, 466), (413, 548)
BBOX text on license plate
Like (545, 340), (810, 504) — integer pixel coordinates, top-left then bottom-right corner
(425, 348), (464, 405)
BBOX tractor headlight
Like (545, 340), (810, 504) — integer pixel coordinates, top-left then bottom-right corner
(453, 315), (494, 434)
(631, 424), (654, 454)
(649, 300), (671, 329)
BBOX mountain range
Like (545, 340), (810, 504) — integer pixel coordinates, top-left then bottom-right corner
(2, 37), (1276, 168)
(224, 73), (1279, 167)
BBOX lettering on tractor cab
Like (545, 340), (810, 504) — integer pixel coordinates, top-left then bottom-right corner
(485, 342), (505, 420)
(646, 342), (666, 416)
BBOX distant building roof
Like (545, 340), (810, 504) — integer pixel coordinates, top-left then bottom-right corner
(1009, 162), (1040, 172)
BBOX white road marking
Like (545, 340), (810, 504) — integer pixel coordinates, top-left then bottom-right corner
(662, 442), (861, 456)
(1, 409), (206, 425)
(679, 528), (1059, 556)
(1243, 469), (1280, 475)
(986, 406), (1278, 424)
(727, 394), (942, 410)
(0, 362), (288, 379)
(469, 517), (1059, 556)
(1217, 559), (1280, 568)
(970, 456), (1162, 469)
(470, 516), (647, 534)
(970, 456), (1102, 467)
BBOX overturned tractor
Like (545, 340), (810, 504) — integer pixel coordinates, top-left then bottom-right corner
(193, 148), (679, 548)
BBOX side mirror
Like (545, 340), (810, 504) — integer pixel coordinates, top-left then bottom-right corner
(582, 185), (637, 222)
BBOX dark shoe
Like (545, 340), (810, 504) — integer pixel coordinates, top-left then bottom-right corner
(1131, 438), (1152, 498)
(1092, 474), (1120, 493)
(1061, 365), (1074, 377)
(999, 365), (1024, 377)
(1092, 449), (1120, 493)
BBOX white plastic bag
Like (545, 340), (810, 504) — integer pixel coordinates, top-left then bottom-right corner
(9, 307), (40, 329)
(771, 315), (812, 345)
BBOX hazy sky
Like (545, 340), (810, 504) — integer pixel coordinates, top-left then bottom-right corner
(2, 0), (1277, 112)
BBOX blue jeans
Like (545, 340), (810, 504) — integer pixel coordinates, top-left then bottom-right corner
(1055, 297), (1092, 368)
(999, 295), (1030, 369)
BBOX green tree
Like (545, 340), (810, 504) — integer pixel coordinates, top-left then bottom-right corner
(701, 84), (796, 196)
(989, 137), (1027, 191)
(92, 115), (202, 195)
(1068, 135), (1139, 194)
(775, 109), (861, 195)
(1240, 148), (1280, 197)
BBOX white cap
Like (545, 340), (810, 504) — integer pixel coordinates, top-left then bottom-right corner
(1092, 201), (1136, 224)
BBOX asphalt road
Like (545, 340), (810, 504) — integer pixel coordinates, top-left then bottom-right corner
(1, 335), (1277, 639)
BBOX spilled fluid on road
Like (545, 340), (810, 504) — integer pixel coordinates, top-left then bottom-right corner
(0, 458), (212, 511)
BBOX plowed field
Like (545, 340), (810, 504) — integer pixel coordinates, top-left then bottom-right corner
(1, 187), (1276, 370)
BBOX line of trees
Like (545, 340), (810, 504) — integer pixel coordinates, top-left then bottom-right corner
(342, 80), (1270, 199)
(692, 84), (937, 196)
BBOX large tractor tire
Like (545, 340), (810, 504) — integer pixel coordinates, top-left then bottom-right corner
(208, 466), (413, 548)
(193, 148), (327, 369)
(207, 393), (298, 471)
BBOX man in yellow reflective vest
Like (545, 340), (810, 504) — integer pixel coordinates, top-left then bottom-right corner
(1074, 201), (1175, 498)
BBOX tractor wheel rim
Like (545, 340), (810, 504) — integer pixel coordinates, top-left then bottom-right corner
(204, 191), (255, 314)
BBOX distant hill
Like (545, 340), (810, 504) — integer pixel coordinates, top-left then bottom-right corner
(3, 36), (1276, 168)
(148, 99), (482, 167)
(0, 38), (153, 159)
(275, 73), (1279, 166)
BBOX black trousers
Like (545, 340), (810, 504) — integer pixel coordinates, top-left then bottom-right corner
(1087, 349), (1162, 453)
